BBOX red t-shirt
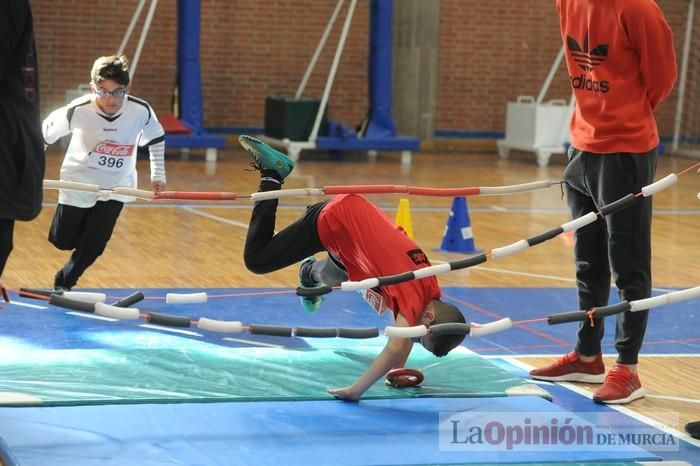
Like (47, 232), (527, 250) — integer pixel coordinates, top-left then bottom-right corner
(317, 194), (441, 326)
(557, 0), (676, 153)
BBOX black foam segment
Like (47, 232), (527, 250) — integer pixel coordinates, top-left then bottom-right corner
(112, 291), (145, 308)
(296, 285), (333, 297)
(599, 194), (636, 216)
(249, 324), (293, 337)
(377, 272), (415, 287)
(337, 328), (380, 339)
(450, 253), (487, 271)
(547, 310), (588, 325)
(146, 312), (192, 327)
(430, 322), (471, 337)
(49, 294), (96, 313)
(593, 301), (631, 318)
(527, 227), (564, 246)
(294, 327), (338, 338)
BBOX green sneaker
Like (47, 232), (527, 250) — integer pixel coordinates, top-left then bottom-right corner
(239, 135), (295, 180)
(299, 256), (324, 313)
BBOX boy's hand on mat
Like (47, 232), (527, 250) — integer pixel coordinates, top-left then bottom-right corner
(328, 386), (361, 402)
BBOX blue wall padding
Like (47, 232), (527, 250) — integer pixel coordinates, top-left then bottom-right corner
(0, 397), (656, 466)
(365, 0), (397, 139)
(177, 0), (204, 133)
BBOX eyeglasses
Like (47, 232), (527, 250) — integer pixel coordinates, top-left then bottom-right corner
(93, 86), (128, 98)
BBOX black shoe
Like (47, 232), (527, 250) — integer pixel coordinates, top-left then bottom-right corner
(686, 421), (700, 439)
(53, 270), (72, 292)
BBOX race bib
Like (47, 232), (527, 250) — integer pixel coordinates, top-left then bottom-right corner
(88, 142), (134, 171)
(358, 287), (385, 315)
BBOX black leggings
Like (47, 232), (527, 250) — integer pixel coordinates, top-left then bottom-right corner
(565, 147), (656, 364)
(0, 219), (14, 277)
(49, 200), (123, 288)
(243, 179), (327, 274)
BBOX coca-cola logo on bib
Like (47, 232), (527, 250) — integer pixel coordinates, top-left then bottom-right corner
(93, 142), (134, 157)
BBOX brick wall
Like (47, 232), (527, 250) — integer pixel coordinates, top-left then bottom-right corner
(31, 0), (688, 138)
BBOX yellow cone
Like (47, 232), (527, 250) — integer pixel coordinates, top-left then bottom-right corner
(394, 198), (414, 239)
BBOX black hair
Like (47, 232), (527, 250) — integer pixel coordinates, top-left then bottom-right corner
(91, 55), (130, 86)
(428, 300), (467, 357)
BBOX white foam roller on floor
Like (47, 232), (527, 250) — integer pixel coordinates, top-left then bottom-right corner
(197, 318), (243, 333)
(62, 291), (106, 303)
(641, 174), (677, 197)
(341, 278), (379, 291)
(561, 212), (598, 232)
(629, 294), (669, 312)
(94, 302), (140, 319)
(166, 292), (208, 304)
(491, 240), (528, 259)
(469, 318), (512, 337)
(413, 263), (451, 279)
(384, 325), (428, 339)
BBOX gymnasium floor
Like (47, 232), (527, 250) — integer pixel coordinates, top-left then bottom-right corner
(0, 147), (699, 465)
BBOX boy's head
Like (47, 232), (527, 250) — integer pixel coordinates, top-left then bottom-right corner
(90, 55), (130, 114)
(90, 55), (130, 86)
(418, 299), (466, 356)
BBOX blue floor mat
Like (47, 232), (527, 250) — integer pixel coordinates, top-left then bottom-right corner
(0, 396), (657, 466)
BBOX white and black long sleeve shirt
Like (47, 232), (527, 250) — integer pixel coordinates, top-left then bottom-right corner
(43, 94), (166, 207)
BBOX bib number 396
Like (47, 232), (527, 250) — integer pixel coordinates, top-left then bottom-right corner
(88, 142), (134, 171)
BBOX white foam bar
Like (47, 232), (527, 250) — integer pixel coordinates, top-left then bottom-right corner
(251, 188), (325, 201)
(62, 291), (106, 303)
(384, 325), (428, 339)
(341, 278), (380, 291)
(469, 318), (512, 337)
(43, 179), (100, 193)
(111, 187), (155, 200)
(479, 180), (554, 195)
(666, 286), (700, 304)
(561, 212), (598, 233)
(491, 239), (529, 259)
(641, 174), (678, 197)
(697, 192), (700, 200)
(197, 318), (244, 333)
(629, 294), (670, 312)
(94, 302), (141, 320)
(413, 263), (452, 279)
(166, 292), (208, 304)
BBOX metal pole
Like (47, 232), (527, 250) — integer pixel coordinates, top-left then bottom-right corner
(309, 0), (357, 142)
(672, 0), (695, 152)
(295, 0), (345, 99)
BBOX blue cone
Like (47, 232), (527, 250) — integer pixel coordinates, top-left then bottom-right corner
(436, 196), (480, 254)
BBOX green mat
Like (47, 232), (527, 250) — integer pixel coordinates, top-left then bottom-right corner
(0, 346), (548, 406)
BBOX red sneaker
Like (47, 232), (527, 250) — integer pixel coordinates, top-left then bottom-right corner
(530, 351), (605, 383)
(593, 364), (645, 404)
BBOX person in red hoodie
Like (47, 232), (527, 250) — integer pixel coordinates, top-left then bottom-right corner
(238, 135), (467, 402)
(530, 0), (677, 404)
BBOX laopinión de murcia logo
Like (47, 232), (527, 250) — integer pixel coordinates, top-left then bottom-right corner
(567, 33), (610, 93)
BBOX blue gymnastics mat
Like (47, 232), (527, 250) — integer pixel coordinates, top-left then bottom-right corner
(0, 396), (657, 466)
(0, 346), (546, 406)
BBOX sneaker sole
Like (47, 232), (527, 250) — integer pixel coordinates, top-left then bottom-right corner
(594, 387), (645, 405)
(239, 135), (293, 174)
(531, 373), (606, 384)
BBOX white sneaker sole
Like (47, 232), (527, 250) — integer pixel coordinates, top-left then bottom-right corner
(531, 372), (606, 384)
(594, 387), (646, 404)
